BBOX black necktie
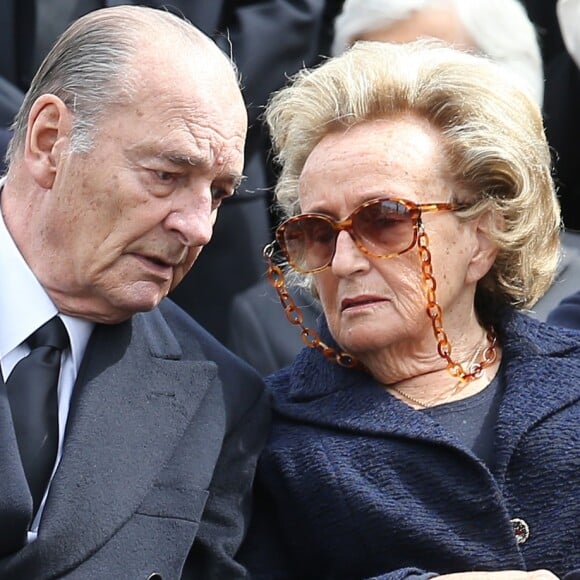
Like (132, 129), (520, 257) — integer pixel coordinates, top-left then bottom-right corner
(6, 316), (69, 514)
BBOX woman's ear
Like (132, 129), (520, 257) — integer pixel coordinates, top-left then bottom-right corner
(465, 211), (500, 285)
(24, 94), (73, 189)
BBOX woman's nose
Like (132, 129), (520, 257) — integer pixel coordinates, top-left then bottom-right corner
(330, 230), (370, 276)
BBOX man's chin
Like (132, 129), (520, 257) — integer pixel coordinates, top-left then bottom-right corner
(100, 286), (169, 323)
(53, 281), (170, 323)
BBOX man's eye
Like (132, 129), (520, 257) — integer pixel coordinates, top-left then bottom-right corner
(211, 185), (233, 203)
(155, 170), (175, 182)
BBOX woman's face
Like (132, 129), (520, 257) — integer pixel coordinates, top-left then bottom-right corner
(298, 116), (483, 361)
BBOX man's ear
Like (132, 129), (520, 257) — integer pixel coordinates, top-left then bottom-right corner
(465, 211), (500, 285)
(25, 94), (73, 189)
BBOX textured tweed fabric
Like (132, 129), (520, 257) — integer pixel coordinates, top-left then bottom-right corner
(242, 309), (580, 579)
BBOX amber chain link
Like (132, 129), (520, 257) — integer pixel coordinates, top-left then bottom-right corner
(263, 242), (364, 370)
(417, 228), (497, 382)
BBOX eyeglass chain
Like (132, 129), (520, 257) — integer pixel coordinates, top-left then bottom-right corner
(388, 336), (494, 408)
(263, 222), (497, 383)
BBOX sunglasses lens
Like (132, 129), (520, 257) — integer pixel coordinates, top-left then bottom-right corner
(278, 199), (417, 273)
(353, 200), (414, 257)
(280, 216), (336, 273)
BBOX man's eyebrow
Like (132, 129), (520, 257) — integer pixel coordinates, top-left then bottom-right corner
(161, 152), (202, 167)
(160, 152), (246, 188)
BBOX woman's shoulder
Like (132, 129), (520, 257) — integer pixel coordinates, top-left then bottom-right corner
(265, 365), (293, 394)
(501, 308), (580, 354)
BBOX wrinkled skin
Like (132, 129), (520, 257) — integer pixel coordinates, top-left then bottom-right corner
(2, 34), (247, 324)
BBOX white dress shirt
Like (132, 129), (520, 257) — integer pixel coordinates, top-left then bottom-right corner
(0, 189), (94, 539)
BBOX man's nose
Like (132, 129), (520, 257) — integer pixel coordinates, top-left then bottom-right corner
(164, 192), (215, 247)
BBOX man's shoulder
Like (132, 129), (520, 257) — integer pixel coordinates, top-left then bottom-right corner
(154, 298), (266, 396)
(156, 297), (216, 343)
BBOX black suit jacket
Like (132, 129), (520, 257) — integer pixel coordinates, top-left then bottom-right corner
(0, 299), (269, 578)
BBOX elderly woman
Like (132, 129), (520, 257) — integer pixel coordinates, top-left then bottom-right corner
(239, 41), (579, 579)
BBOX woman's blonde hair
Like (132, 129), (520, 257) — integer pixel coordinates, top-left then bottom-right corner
(265, 40), (561, 319)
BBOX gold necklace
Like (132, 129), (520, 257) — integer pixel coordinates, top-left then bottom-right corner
(388, 339), (491, 409)
(390, 378), (465, 409)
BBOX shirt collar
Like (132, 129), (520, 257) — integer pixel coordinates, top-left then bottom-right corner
(0, 178), (93, 370)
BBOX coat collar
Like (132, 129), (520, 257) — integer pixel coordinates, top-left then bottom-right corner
(3, 306), (217, 578)
(269, 310), (580, 459)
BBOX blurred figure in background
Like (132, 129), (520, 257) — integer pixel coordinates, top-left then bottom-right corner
(331, 0), (544, 105)
(547, 289), (580, 329)
(0, 129), (11, 174)
(519, 0), (580, 231)
(228, 282), (322, 376)
(0, 0), (30, 172)
(543, 0), (580, 330)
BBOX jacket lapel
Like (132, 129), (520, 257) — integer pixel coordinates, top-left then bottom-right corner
(20, 307), (216, 577)
(0, 380), (32, 556)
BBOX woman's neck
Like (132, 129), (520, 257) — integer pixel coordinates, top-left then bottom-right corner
(360, 324), (501, 409)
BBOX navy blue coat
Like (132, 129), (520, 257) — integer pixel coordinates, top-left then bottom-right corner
(240, 310), (580, 579)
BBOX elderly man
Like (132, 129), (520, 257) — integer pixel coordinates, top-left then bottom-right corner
(0, 6), (269, 578)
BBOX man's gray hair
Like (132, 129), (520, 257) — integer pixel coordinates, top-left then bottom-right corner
(7, 6), (221, 162)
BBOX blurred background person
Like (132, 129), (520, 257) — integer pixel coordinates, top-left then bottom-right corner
(228, 282), (322, 376)
(331, 0), (544, 105)
(547, 288), (580, 329)
(0, 0), (31, 172)
(527, 0), (580, 320)
(239, 40), (579, 579)
(523, 0), (580, 232)
(542, 0), (580, 332)
(0, 128), (11, 174)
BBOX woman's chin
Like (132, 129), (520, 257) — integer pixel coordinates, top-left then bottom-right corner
(335, 332), (393, 359)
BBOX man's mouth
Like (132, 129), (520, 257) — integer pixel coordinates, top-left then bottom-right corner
(131, 253), (179, 278)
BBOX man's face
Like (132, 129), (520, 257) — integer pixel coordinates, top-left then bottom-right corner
(30, 48), (247, 323)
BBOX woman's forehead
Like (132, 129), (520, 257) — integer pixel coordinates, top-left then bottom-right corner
(298, 117), (451, 209)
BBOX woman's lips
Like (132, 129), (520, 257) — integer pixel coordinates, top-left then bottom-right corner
(341, 295), (389, 312)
